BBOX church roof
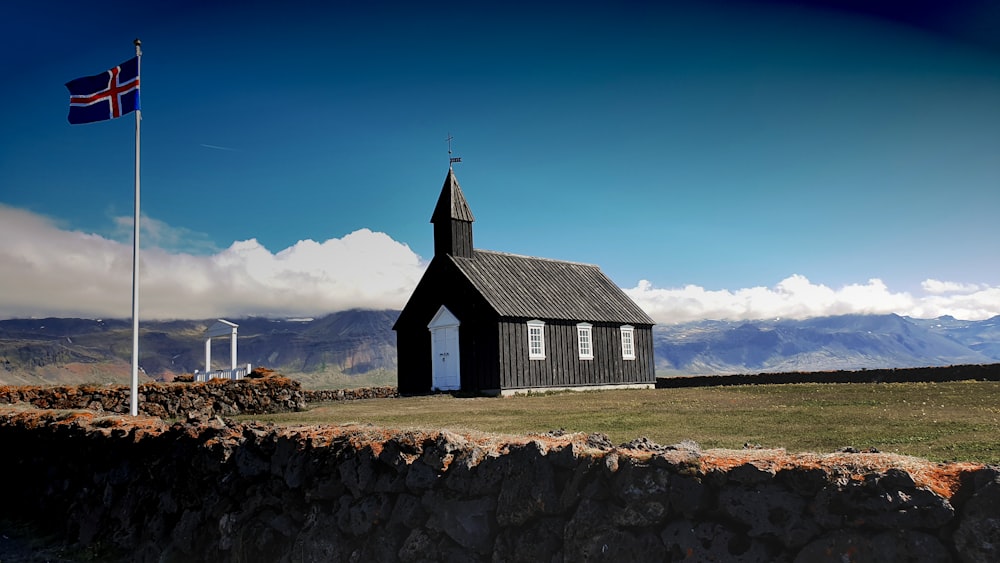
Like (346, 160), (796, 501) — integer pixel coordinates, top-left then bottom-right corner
(430, 168), (475, 223)
(449, 249), (654, 325)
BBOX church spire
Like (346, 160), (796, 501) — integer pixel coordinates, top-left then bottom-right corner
(431, 168), (475, 258)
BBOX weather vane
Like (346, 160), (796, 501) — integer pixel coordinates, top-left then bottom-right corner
(447, 133), (462, 169)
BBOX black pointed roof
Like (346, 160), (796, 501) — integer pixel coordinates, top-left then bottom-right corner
(448, 250), (655, 325)
(430, 168), (475, 224)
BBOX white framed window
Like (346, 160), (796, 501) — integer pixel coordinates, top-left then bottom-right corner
(577, 323), (593, 360)
(620, 325), (635, 360)
(527, 320), (546, 360)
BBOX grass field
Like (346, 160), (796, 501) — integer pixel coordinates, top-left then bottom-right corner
(241, 380), (1000, 464)
(284, 368), (397, 390)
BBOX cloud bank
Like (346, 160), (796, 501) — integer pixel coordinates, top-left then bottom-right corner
(0, 205), (425, 320)
(2, 205), (998, 323)
(625, 276), (1000, 324)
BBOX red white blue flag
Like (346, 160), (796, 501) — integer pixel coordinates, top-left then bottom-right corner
(65, 57), (140, 125)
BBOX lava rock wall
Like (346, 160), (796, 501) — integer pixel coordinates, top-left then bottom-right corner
(656, 364), (1000, 388)
(303, 386), (398, 402)
(0, 375), (305, 419)
(1, 409), (998, 562)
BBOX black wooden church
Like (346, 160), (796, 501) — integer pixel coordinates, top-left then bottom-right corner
(393, 167), (655, 395)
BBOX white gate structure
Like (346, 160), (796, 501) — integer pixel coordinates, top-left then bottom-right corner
(194, 319), (251, 382)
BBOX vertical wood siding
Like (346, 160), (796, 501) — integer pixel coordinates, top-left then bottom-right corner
(396, 329), (432, 394)
(397, 258), (654, 394)
(498, 320), (654, 389)
(433, 221), (473, 259)
(396, 257), (500, 394)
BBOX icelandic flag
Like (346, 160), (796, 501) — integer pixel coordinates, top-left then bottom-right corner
(65, 57), (140, 125)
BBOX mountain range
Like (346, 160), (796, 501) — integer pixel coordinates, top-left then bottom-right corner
(653, 314), (1000, 376)
(1, 311), (998, 388)
(0, 310), (398, 387)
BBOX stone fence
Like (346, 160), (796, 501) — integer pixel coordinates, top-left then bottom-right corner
(657, 363), (1000, 389)
(303, 386), (398, 402)
(0, 375), (306, 419)
(0, 408), (997, 562)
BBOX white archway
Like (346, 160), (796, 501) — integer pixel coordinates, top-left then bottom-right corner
(205, 319), (238, 374)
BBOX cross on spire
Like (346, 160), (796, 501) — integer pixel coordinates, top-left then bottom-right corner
(447, 133), (462, 169)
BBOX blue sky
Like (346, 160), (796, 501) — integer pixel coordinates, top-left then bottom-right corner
(2, 0), (1000, 322)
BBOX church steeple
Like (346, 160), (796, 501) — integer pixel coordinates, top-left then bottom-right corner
(431, 168), (475, 258)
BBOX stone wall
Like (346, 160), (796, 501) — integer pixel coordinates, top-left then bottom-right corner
(0, 375), (305, 419)
(657, 363), (1000, 388)
(1, 408), (997, 562)
(303, 386), (398, 402)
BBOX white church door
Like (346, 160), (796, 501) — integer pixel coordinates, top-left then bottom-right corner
(428, 305), (461, 391)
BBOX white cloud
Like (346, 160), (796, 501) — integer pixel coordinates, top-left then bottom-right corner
(626, 275), (1000, 324)
(112, 214), (220, 254)
(904, 286), (1000, 321)
(0, 205), (426, 320)
(921, 279), (985, 295)
(3, 205), (999, 324)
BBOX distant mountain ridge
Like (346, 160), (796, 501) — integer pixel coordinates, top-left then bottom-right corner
(654, 313), (1000, 376)
(0, 310), (398, 387)
(904, 315), (1000, 360)
(2, 312), (999, 387)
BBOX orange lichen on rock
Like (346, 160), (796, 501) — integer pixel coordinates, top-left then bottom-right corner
(248, 366), (277, 378)
(697, 448), (984, 498)
(908, 461), (985, 498)
(57, 410), (97, 425)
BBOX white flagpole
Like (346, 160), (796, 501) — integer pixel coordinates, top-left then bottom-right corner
(130, 38), (142, 417)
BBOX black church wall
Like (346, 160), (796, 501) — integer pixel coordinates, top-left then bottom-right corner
(498, 320), (654, 390)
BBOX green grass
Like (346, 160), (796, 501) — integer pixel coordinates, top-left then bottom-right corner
(240, 381), (1000, 464)
(284, 369), (397, 390)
